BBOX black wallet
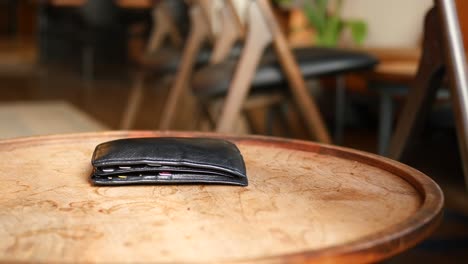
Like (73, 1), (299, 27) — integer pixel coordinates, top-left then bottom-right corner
(90, 137), (248, 186)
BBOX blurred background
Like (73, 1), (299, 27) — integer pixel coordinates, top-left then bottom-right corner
(0, 0), (467, 262)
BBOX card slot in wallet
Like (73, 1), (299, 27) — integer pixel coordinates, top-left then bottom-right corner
(90, 137), (248, 186)
(92, 171), (240, 185)
(96, 165), (232, 177)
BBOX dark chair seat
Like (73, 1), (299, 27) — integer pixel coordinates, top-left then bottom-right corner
(138, 46), (212, 75)
(192, 47), (378, 98)
(138, 43), (244, 75)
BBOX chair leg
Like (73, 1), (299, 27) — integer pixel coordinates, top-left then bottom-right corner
(190, 1), (242, 131)
(243, 108), (261, 134)
(159, 6), (210, 130)
(146, 9), (168, 54)
(283, 100), (309, 139)
(264, 103), (287, 136)
(120, 72), (145, 129)
(209, 5), (241, 64)
(378, 90), (394, 156)
(257, 0), (331, 144)
(334, 75), (346, 144)
(216, 1), (272, 133)
(265, 106), (276, 136)
(146, 4), (181, 54)
(199, 102), (217, 129)
(278, 102), (293, 137)
(388, 8), (444, 160)
(120, 3), (182, 130)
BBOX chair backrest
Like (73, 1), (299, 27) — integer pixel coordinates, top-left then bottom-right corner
(79, 0), (120, 28)
(388, 0), (468, 190)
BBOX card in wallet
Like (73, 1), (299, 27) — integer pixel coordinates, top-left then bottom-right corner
(90, 137), (248, 186)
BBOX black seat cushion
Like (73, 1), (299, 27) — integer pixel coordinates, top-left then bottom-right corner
(137, 43), (243, 76)
(192, 47), (378, 98)
(138, 46), (212, 75)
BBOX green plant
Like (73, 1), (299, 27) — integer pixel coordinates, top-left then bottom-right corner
(276, 0), (368, 47)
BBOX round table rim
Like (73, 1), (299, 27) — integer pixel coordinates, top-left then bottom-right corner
(0, 130), (444, 263)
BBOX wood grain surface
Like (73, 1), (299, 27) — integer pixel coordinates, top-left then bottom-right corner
(0, 131), (443, 263)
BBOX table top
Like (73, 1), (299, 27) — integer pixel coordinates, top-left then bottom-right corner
(0, 131), (443, 263)
(365, 47), (421, 84)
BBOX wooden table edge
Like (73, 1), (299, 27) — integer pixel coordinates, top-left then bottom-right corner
(0, 130), (444, 264)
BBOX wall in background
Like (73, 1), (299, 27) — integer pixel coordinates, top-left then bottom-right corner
(341, 0), (432, 48)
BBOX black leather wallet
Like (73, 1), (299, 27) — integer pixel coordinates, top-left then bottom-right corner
(90, 137), (248, 186)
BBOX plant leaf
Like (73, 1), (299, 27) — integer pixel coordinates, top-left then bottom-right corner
(316, 0), (328, 26)
(304, 0), (326, 34)
(319, 15), (342, 46)
(347, 20), (367, 45)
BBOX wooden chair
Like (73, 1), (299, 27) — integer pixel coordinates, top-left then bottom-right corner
(122, 0), (233, 129)
(120, 0), (185, 129)
(158, 0), (251, 131)
(388, 0), (468, 190)
(188, 0), (377, 143)
(157, 0), (240, 130)
(188, 0), (288, 134)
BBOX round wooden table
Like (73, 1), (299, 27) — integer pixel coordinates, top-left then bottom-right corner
(0, 131), (443, 263)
